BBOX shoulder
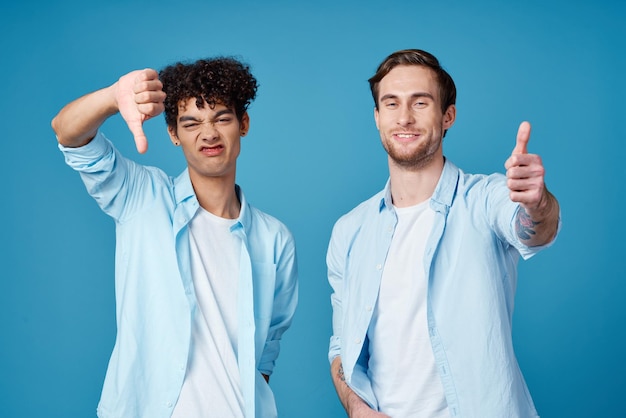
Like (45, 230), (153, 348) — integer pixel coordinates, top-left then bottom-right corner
(455, 167), (508, 200)
(247, 204), (295, 241)
(440, 159), (506, 192)
(332, 189), (384, 237)
(438, 162), (515, 225)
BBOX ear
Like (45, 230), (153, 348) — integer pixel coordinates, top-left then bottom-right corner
(240, 112), (250, 137)
(167, 125), (180, 146)
(374, 107), (380, 130)
(443, 104), (456, 130)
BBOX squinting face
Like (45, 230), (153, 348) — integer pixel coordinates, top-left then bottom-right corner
(374, 65), (455, 170)
(168, 98), (248, 182)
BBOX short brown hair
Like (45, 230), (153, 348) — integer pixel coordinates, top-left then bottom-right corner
(368, 49), (456, 114)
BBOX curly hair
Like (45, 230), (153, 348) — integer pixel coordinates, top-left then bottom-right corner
(159, 57), (258, 128)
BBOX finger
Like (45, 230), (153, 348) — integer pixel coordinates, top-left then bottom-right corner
(135, 68), (159, 84)
(126, 118), (148, 154)
(137, 101), (165, 119)
(132, 69), (161, 99)
(512, 121), (531, 155)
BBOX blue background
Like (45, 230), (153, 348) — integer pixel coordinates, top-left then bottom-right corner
(1, 1), (624, 417)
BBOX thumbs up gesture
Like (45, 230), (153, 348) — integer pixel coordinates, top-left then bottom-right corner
(113, 69), (166, 154)
(504, 121), (561, 245)
(504, 121), (547, 212)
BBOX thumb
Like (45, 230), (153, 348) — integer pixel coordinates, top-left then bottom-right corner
(127, 118), (148, 154)
(512, 121), (531, 155)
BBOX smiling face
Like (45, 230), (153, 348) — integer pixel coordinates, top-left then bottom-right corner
(374, 65), (455, 170)
(168, 98), (249, 183)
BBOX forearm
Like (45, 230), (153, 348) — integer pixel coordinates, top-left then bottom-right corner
(516, 187), (560, 246)
(331, 356), (373, 416)
(51, 84), (119, 148)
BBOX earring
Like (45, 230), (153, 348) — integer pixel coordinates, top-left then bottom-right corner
(175, 141), (180, 146)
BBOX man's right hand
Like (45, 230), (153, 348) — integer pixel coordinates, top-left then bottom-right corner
(113, 69), (166, 154)
(330, 357), (390, 418)
(348, 401), (391, 418)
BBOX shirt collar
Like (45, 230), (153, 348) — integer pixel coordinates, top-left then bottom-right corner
(232, 184), (251, 233)
(430, 158), (460, 213)
(378, 158), (460, 214)
(380, 179), (393, 212)
(174, 168), (195, 204)
(173, 169), (251, 233)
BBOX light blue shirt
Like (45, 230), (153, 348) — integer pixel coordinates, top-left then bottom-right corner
(327, 159), (559, 418)
(60, 132), (298, 418)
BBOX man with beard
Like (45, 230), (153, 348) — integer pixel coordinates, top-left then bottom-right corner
(327, 49), (560, 418)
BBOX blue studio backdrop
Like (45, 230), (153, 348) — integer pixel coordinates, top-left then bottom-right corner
(1, 1), (624, 417)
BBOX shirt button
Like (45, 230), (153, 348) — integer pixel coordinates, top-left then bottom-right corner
(366, 306), (372, 312)
(166, 401), (173, 408)
(376, 264), (382, 270)
(354, 338), (361, 344)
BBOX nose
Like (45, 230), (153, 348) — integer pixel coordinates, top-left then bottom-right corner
(397, 105), (415, 126)
(200, 121), (219, 141)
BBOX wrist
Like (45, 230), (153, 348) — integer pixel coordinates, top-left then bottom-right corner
(346, 391), (370, 415)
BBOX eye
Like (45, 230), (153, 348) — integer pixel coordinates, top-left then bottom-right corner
(215, 116), (233, 124)
(182, 122), (199, 129)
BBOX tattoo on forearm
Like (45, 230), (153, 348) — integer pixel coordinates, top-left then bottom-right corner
(516, 208), (540, 240)
(338, 363), (346, 382)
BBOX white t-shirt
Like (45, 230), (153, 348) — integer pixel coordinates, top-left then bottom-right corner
(367, 200), (449, 417)
(172, 208), (244, 417)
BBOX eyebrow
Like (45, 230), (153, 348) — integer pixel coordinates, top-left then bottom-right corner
(379, 92), (435, 102)
(178, 109), (235, 122)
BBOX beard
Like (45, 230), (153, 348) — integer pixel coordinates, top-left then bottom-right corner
(381, 133), (443, 170)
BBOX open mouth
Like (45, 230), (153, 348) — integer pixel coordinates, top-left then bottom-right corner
(200, 144), (224, 156)
(394, 133), (420, 142)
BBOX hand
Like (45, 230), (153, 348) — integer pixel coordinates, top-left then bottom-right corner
(505, 121), (560, 244)
(349, 402), (391, 418)
(504, 121), (547, 213)
(331, 357), (390, 418)
(113, 69), (166, 154)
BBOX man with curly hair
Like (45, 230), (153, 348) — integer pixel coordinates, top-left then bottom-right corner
(51, 57), (298, 418)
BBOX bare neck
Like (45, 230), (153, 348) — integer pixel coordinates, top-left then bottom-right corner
(388, 156), (444, 208)
(189, 172), (240, 219)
